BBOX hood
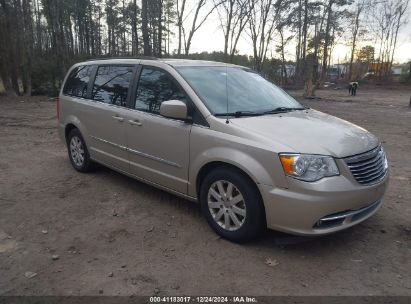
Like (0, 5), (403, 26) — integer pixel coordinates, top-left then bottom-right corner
(229, 109), (379, 158)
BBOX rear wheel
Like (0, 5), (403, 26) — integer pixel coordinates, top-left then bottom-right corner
(67, 129), (93, 172)
(200, 167), (265, 242)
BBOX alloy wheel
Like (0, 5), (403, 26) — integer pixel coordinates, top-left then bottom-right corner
(70, 136), (85, 167)
(207, 180), (246, 231)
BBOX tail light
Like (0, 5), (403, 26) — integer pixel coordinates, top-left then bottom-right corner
(56, 97), (60, 120)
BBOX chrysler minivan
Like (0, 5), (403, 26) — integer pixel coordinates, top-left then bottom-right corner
(58, 58), (389, 242)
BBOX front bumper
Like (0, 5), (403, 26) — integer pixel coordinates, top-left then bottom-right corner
(259, 170), (389, 236)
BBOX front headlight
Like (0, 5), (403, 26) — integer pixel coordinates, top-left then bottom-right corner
(279, 153), (339, 182)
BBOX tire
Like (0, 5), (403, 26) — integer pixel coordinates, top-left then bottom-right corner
(67, 128), (93, 172)
(200, 167), (265, 243)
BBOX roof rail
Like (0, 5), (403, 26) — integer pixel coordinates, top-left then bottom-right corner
(85, 56), (159, 61)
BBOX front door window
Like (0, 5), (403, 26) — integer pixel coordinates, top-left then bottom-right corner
(135, 67), (187, 114)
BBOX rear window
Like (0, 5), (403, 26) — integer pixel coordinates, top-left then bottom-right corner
(63, 65), (93, 98)
(91, 65), (133, 107)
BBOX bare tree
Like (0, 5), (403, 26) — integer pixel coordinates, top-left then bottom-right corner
(130, 0), (139, 55)
(347, 0), (369, 80)
(0, 0), (20, 95)
(277, 28), (294, 84)
(318, 0), (350, 81)
(371, 0), (409, 77)
(22, 0), (34, 95)
(292, 0), (312, 82)
(1, 0), (409, 97)
(388, 0), (409, 70)
(183, 0), (222, 55)
(176, 0), (187, 55)
(320, 0), (335, 81)
(248, 0), (280, 71)
(142, 0), (151, 56)
(275, 3), (295, 84)
(214, 0), (255, 62)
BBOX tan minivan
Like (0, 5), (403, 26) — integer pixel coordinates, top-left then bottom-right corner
(58, 58), (389, 242)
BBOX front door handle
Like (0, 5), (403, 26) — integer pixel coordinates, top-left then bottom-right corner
(128, 119), (142, 126)
(112, 115), (124, 122)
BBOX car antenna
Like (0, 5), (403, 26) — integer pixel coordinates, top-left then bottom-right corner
(225, 63), (229, 124)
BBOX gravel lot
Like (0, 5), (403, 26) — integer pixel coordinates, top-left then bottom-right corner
(0, 86), (410, 296)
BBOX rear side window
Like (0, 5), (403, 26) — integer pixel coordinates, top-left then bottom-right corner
(135, 67), (187, 114)
(91, 65), (133, 107)
(63, 65), (93, 98)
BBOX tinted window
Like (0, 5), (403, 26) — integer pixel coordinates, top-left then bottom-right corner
(92, 66), (133, 107)
(63, 65), (93, 98)
(135, 67), (187, 114)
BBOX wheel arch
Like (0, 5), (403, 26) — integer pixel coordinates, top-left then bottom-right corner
(196, 161), (252, 195)
(196, 161), (267, 227)
(190, 146), (277, 197)
(63, 115), (89, 147)
(65, 123), (78, 143)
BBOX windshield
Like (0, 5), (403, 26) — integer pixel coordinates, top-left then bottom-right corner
(176, 66), (303, 116)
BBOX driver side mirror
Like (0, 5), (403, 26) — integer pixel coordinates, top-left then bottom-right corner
(160, 100), (188, 120)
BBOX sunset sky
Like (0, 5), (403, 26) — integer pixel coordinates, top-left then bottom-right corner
(177, 4), (411, 64)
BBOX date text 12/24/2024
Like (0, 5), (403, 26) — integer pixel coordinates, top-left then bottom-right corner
(149, 296), (258, 303)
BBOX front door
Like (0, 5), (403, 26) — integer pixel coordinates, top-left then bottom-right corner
(125, 66), (191, 193)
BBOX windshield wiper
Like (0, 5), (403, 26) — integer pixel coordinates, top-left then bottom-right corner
(262, 107), (306, 114)
(214, 111), (263, 118)
(215, 107), (307, 117)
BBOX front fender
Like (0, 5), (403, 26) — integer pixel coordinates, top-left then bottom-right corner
(188, 127), (287, 197)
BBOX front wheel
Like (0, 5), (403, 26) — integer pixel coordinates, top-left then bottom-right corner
(200, 167), (265, 243)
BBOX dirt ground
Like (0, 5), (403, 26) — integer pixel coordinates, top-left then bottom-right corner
(0, 86), (410, 296)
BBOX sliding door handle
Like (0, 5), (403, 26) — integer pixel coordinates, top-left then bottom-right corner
(112, 115), (124, 122)
(128, 119), (142, 126)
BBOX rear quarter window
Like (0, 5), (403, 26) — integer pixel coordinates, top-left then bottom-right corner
(63, 65), (93, 98)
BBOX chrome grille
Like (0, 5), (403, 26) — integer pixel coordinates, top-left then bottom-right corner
(344, 146), (388, 186)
